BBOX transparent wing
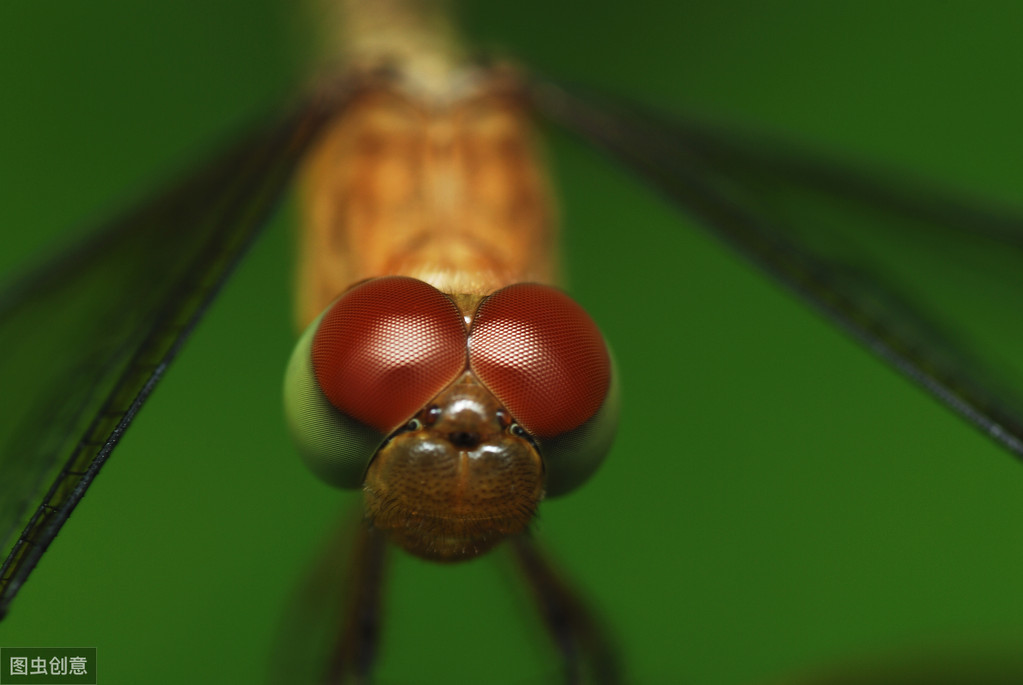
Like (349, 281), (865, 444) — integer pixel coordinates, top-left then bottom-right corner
(0, 87), (347, 618)
(531, 79), (1023, 462)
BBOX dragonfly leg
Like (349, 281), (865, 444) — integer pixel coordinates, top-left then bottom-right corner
(324, 522), (389, 685)
(509, 535), (622, 685)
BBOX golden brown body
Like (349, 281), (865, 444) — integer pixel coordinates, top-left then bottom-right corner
(294, 42), (560, 558)
(295, 74), (557, 328)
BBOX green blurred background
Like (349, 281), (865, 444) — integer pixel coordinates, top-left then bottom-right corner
(2, 1), (1023, 683)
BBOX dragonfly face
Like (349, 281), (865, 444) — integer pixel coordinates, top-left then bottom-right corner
(286, 277), (616, 559)
(3, 2), (1023, 684)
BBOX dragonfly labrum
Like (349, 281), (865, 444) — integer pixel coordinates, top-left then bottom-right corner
(3, 1), (1023, 683)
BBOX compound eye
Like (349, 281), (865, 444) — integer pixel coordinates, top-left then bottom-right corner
(468, 283), (611, 438)
(312, 277), (467, 434)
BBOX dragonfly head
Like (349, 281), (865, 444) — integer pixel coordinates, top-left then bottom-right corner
(283, 277), (620, 557)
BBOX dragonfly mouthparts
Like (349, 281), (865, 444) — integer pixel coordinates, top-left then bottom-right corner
(363, 376), (544, 561)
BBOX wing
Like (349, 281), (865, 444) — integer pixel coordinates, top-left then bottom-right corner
(0, 85), (348, 618)
(530, 79), (1023, 462)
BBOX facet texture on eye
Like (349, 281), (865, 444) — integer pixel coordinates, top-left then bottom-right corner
(469, 283), (611, 438)
(311, 276), (468, 434)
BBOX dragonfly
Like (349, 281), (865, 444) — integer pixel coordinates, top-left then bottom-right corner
(3, 1), (1023, 684)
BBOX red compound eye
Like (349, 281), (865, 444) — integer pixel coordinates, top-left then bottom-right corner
(469, 284), (610, 438)
(312, 277), (467, 433)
